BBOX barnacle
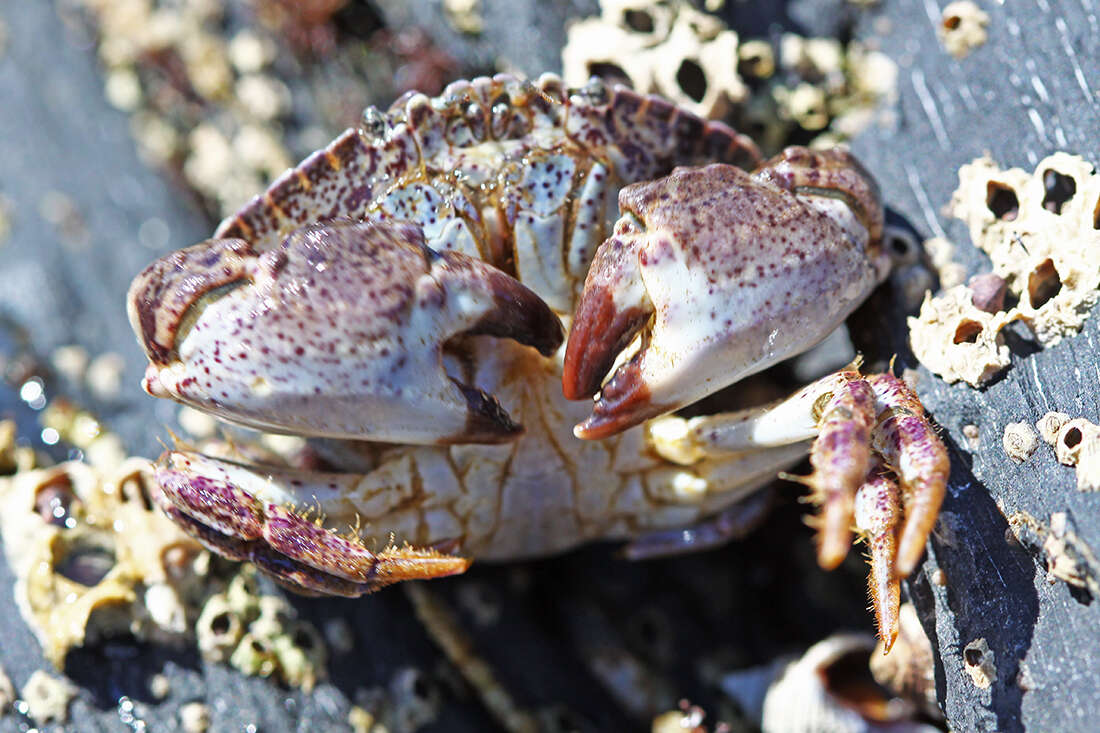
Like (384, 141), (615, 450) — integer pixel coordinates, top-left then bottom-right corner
(910, 153), (1100, 386)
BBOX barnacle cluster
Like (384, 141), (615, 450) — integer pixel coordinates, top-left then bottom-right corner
(0, 440), (208, 668)
(909, 153), (1100, 386)
(562, 0), (747, 119)
(60, 0), (294, 217)
(1036, 412), (1100, 492)
(195, 566), (327, 690)
(562, 0), (896, 149)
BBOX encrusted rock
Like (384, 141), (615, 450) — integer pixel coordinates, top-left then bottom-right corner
(1009, 510), (1100, 597)
(196, 567), (327, 690)
(562, 0), (746, 118)
(909, 153), (1100, 386)
(0, 459), (206, 667)
(909, 286), (1013, 387)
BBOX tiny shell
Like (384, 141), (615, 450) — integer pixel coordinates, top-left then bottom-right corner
(20, 670), (77, 726)
(962, 638), (996, 690)
(722, 634), (940, 733)
(1002, 421), (1038, 462)
(1036, 411), (1071, 444)
(938, 1), (990, 59)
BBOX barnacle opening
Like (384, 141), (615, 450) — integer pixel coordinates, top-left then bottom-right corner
(676, 59), (708, 104)
(1027, 258), (1062, 309)
(622, 8), (654, 33)
(985, 181), (1019, 221)
(585, 62), (631, 89)
(952, 320), (983, 344)
(1041, 169), (1076, 213)
(1063, 426), (1083, 450)
(54, 536), (116, 587)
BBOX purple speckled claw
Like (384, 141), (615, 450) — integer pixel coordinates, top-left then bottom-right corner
(128, 219), (563, 445)
(563, 149), (890, 440)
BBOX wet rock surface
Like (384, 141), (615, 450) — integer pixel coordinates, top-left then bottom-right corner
(1, 1), (1097, 731)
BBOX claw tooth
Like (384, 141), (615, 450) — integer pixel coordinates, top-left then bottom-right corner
(572, 356), (656, 440)
(452, 380), (524, 443)
(442, 251), (564, 357)
(562, 229), (653, 403)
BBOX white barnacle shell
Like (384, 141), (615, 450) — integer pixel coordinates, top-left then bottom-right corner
(722, 634), (940, 733)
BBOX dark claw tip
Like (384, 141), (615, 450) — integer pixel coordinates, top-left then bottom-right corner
(453, 380), (525, 444)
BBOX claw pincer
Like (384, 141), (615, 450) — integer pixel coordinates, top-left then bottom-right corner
(564, 151), (889, 439)
(128, 220), (563, 445)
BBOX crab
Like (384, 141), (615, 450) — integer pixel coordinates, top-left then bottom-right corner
(126, 74), (947, 650)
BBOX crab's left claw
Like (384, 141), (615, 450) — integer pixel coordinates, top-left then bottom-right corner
(564, 153), (887, 439)
(128, 219), (563, 445)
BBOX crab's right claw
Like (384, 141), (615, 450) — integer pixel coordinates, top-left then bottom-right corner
(128, 220), (563, 445)
(563, 159), (884, 439)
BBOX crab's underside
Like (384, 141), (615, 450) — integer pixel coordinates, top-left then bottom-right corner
(127, 74), (947, 650)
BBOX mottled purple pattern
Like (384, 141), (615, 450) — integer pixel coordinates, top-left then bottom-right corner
(155, 468), (264, 540)
(566, 155), (885, 439)
(262, 504), (381, 583)
(868, 373), (949, 574)
(249, 545), (371, 598)
(754, 147), (884, 246)
(807, 373), (876, 569)
(209, 74), (759, 257)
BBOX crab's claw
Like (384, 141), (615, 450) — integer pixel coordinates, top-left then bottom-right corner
(128, 220), (563, 445)
(563, 153), (888, 440)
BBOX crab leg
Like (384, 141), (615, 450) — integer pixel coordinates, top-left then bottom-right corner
(646, 369), (875, 569)
(867, 374), (949, 575)
(153, 451), (470, 597)
(854, 470), (902, 651)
